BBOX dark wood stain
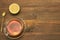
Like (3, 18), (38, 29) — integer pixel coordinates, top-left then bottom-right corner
(0, 0), (60, 40)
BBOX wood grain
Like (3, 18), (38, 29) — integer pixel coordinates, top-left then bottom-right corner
(0, 0), (60, 40)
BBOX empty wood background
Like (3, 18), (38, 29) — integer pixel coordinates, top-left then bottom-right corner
(0, 0), (60, 40)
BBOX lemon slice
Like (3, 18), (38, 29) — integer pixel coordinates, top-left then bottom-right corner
(9, 3), (20, 14)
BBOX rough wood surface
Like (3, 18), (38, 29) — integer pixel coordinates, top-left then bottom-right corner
(0, 0), (60, 40)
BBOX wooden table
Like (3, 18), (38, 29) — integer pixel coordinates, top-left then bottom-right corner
(0, 0), (60, 40)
